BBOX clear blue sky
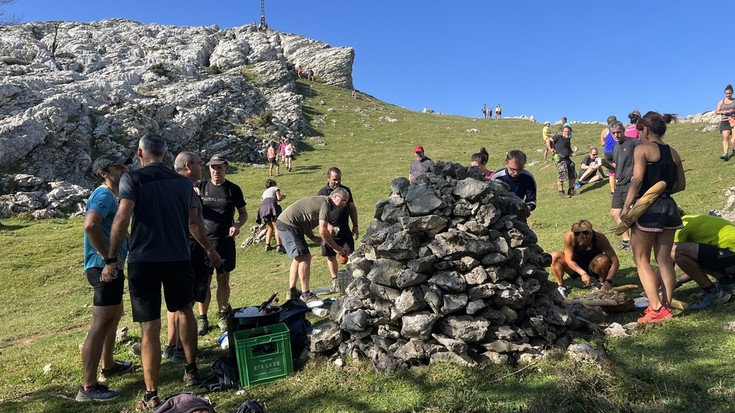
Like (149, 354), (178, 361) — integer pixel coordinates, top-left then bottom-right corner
(6, 0), (729, 123)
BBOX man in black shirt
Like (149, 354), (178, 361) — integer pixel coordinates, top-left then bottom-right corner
(316, 167), (359, 292)
(547, 126), (577, 197)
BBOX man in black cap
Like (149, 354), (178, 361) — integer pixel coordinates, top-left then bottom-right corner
(77, 154), (133, 402)
(197, 154), (247, 334)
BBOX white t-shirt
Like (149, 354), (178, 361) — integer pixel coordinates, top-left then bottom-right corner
(261, 186), (279, 201)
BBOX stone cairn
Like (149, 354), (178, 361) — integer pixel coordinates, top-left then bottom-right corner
(310, 162), (601, 372)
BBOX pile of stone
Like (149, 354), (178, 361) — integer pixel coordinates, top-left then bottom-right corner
(310, 162), (600, 372)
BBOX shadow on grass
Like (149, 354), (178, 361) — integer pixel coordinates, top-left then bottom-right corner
(0, 222), (30, 231)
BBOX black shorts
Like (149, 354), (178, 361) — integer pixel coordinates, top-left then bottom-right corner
(611, 184), (630, 209)
(85, 267), (125, 307)
(128, 260), (194, 322)
(720, 121), (732, 133)
(321, 230), (355, 257)
(603, 152), (615, 175)
(635, 196), (683, 232)
(209, 236), (236, 274)
(698, 244), (735, 276)
(191, 243), (210, 303)
(276, 220), (310, 258)
(268, 157), (278, 165)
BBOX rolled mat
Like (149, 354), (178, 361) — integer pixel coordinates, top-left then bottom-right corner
(615, 180), (667, 236)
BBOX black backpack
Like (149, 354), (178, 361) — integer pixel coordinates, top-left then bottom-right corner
(200, 356), (240, 392)
(278, 298), (312, 359)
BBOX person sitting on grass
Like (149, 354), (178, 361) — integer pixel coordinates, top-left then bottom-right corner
(574, 147), (606, 189)
(672, 214), (735, 310)
(549, 219), (619, 298)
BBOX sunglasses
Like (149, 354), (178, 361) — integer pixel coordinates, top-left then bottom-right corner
(573, 230), (592, 236)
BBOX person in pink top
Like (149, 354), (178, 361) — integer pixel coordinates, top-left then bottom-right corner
(625, 110), (641, 139)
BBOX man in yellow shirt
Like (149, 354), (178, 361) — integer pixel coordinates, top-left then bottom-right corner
(542, 121), (553, 161)
(673, 214), (735, 309)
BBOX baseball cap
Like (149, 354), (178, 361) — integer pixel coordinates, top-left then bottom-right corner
(413, 145), (424, 153)
(544, 121), (550, 125)
(206, 154), (228, 166)
(92, 154), (132, 176)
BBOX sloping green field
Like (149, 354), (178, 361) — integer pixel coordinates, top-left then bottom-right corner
(1, 80), (735, 412)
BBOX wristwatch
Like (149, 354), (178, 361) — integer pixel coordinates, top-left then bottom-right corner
(105, 257), (118, 264)
(603, 279), (613, 285)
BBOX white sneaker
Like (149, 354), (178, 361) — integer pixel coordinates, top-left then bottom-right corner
(328, 278), (338, 293)
(557, 285), (567, 298)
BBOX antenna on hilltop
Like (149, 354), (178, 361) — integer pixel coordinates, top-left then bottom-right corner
(259, 0), (268, 30)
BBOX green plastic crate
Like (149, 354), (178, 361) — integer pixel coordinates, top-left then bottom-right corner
(233, 322), (293, 387)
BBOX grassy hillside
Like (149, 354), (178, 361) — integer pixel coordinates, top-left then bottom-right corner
(1, 79), (735, 412)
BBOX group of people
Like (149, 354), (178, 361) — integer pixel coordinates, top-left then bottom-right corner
(547, 112), (717, 324)
(79, 134), (361, 406)
(481, 103), (503, 120)
(296, 65), (315, 81)
(266, 137), (296, 176)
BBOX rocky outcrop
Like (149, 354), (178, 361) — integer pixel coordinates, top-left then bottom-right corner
(0, 19), (354, 189)
(310, 162), (600, 371)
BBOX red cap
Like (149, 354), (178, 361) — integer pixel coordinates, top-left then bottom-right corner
(414, 145), (424, 153)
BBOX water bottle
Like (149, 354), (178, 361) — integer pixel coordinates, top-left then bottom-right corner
(217, 331), (229, 350)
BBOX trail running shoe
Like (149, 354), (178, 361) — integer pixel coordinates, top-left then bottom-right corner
(135, 395), (161, 410)
(637, 306), (673, 323)
(300, 290), (319, 303)
(98, 359), (132, 382)
(719, 278), (735, 294)
(574, 181), (582, 189)
(197, 316), (209, 336)
(217, 313), (228, 332)
(184, 367), (202, 386)
(171, 347), (185, 364)
(721, 153), (730, 161)
(690, 288), (731, 310)
(75, 383), (121, 402)
(328, 278), (339, 293)
(162, 344), (175, 359)
(557, 285), (567, 298)
(618, 240), (631, 252)
(289, 287), (301, 300)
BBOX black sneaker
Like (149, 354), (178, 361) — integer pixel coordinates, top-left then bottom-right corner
(289, 287), (301, 300)
(567, 188), (576, 197)
(618, 240), (631, 252)
(721, 153), (730, 161)
(98, 360), (133, 382)
(75, 383), (121, 402)
(184, 367), (202, 386)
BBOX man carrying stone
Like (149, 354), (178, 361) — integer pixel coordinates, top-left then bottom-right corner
(547, 126), (577, 197)
(409, 145), (434, 183)
(277, 189), (349, 301)
(608, 120), (640, 252)
(672, 214), (735, 310)
(76, 154), (134, 402)
(106, 134), (221, 410)
(316, 167), (359, 293)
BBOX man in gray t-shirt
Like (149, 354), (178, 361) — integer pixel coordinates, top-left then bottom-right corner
(107, 135), (220, 406)
(608, 121), (640, 251)
(276, 190), (348, 302)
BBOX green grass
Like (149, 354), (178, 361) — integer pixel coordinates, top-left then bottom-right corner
(2, 79), (735, 412)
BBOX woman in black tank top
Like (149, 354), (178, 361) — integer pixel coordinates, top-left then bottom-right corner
(621, 112), (685, 323)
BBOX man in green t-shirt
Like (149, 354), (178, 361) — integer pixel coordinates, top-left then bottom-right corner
(673, 214), (735, 310)
(276, 189), (349, 301)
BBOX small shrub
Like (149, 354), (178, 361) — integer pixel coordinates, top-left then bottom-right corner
(202, 65), (223, 75)
(148, 63), (171, 78)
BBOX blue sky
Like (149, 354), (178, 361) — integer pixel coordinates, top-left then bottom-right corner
(6, 1), (729, 123)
